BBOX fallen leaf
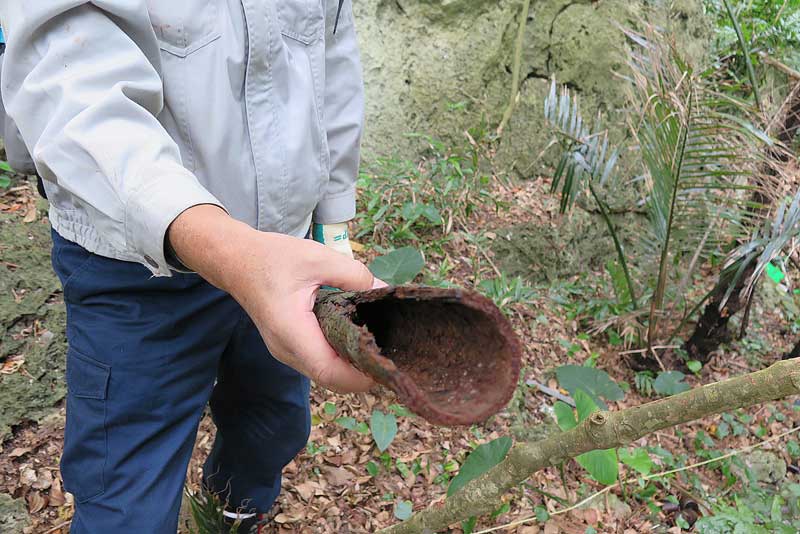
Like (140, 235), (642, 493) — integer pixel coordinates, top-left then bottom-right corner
(23, 201), (37, 223)
(1, 355), (25, 375)
(9, 447), (32, 458)
(322, 466), (355, 487)
(19, 466), (37, 486)
(273, 512), (304, 524)
(32, 469), (53, 490)
(27, 491), (47, 514)
(49, 475), (66, 507)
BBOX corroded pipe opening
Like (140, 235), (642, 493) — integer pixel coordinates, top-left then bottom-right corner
(314, 286), (522, 426)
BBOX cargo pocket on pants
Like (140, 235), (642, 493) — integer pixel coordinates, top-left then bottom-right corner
(60, 348), (110, 503)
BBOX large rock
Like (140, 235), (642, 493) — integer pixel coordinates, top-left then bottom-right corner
(354, 0), (711, 175)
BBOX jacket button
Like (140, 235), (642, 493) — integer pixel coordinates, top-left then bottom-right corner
(143, 255), (159, 269)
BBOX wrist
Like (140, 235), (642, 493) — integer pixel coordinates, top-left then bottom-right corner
(166, 204), (259, 292)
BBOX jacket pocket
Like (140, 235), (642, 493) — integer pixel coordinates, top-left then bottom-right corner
(278, 0), (325, 45)
(61, 348), (110, 503)
(146, 0), (222, 57)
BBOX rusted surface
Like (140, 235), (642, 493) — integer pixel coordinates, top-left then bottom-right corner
(314, 286), (522, 426)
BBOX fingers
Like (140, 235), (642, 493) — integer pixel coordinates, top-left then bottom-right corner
(277, 303), (373, 393)
(313, 245), (376, 292)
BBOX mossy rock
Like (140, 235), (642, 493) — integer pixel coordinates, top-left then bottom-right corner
(0, 210), (66, 442)
(0, 493), (30, 532)
(355, 0), (712, 174)
(490, 208), (643, 284)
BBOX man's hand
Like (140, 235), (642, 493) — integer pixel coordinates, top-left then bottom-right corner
(167, 205), (383, 392)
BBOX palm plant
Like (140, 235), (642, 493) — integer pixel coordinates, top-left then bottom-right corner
(543, 26), (777, 365)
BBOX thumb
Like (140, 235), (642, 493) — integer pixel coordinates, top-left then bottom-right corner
(314, 244), (375, 292)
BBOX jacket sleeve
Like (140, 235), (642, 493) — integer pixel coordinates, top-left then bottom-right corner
(0, 1), (224, 276)
(313, 0), (364, 225)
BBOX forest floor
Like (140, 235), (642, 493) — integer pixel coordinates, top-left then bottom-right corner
(1, 169), (799, 534)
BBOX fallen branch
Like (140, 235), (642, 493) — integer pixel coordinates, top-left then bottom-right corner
(380, 359), (800, 533)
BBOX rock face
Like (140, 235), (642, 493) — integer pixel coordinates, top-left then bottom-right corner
(354, 0), (711, 174)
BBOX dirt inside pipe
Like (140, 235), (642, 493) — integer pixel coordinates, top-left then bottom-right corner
(352, 293), (516, 422)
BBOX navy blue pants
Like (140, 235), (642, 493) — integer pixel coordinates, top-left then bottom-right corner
(51, 230), (311, 533)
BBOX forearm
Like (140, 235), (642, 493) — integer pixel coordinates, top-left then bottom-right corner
(166, 205), (258, 294)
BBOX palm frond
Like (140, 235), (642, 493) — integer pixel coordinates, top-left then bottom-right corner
(722, 189), (800, 308)
(543, 78), (620, 213)
(622, 27), (773, 344)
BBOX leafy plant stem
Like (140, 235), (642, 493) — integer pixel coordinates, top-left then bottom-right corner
(722, 0), (762, 112)
(587, 181), (638, 310)
(647, 88), (693, 351)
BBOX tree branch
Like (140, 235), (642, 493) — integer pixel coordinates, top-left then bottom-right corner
(380, 359), (800, 534)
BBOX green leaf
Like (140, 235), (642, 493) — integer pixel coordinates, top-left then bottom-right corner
(574, 389), (600, 423)
(461, 516), (477, 534)
(366, 461), (380, 477)
(556, 365), (624, 409)
(420, 204), (443, 225)
(534, 505), (550, 522)
(370, 410), (398, 452)
(389, 404), (414, 417)
(553, 401), (577, 431)
(0, 160), (13, 172)
(368, 247), (425, 285)
(654, 371), (691, 396)
(788, 440), (800, 459)
(447, 436), (513, 497)
(606, 259), (631, 306)
(0, 175), (10, 189)
(323, 402), (337, 416)
(577, 448), (619, 485)
(335, 416), (357, 430)
(686, 360), (702, 374)
(356, 421), (370, 434)
(619, 447), (653, 475)
(394, 500), (413, 521)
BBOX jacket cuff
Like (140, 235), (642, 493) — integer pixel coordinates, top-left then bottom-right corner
(125, 167), (225, 276)
(312, 186), (356, 224)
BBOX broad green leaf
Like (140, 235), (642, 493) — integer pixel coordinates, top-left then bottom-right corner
(574, 389), (600, 422)
(368, 247), (425, 285)
(619, 447), (653, 475)
(394, 500), (413, 520)
(556, 365), (624, 409)
(553, 401), (577, 431)
(370, 410), (398, 452)
(323, 402), (336, 415)
(447, 436), (513, 497)
(577, 448), (618, 485)
(654, 371), (691, 396)
(0, 160), (13, 172)
(0, 175), (10, 189)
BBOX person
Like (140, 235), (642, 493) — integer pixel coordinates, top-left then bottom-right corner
(0, 1), (382, 532)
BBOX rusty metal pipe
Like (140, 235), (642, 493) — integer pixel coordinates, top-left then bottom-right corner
(314, 286), (522, 426)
